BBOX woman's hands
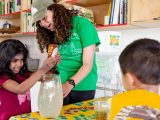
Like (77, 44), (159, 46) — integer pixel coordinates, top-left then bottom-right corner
(62, 81), (74, 98)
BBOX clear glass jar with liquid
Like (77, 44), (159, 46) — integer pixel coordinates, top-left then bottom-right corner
(38, 73), (63, 119)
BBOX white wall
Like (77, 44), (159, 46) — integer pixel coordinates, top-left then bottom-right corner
(96, 28), (160, 98)
(118, 28), (160, 52)
(99, 28), (160, 54)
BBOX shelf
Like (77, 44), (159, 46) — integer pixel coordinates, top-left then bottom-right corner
(0, 12), (21, 19)
(0, 0), (160, 39)
(65, 0), (110, 7)
(96, 24), (142, 31)
(22, 32), (36, 35)
(131, 20), (160, 28)
(0, 33), (21, 37)
(96, 23), (127, 28)
(0, 32), (36, 37)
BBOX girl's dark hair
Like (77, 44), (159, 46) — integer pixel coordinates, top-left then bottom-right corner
(36, 3), (80, 53)
(0, 39), (29, 81)
(119, 38), (160, 85)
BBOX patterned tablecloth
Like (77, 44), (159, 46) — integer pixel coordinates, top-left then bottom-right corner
(9, 99), (96, 120)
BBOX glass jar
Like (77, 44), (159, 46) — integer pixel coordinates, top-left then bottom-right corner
(38, 73), (63, 119)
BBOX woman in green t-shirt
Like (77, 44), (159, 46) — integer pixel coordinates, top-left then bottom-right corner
(32, 0), (100, 105)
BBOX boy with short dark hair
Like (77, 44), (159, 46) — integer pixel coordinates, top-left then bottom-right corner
(109, 38), (160, 120)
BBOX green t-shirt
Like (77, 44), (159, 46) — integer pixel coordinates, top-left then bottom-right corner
(58, 16), (100, 90)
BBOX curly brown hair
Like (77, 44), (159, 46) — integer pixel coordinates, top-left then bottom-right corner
(36, 4), (80, 53)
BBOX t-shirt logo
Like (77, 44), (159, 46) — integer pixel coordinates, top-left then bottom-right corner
(59, 32), (82, 58)
(17, 91), (30, 105)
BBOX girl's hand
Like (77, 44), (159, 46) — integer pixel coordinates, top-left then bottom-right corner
(41, 52), (61, 72)
(41, 57), (56, 72)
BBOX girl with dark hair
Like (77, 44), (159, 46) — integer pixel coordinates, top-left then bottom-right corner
(0, 39), (59, 120)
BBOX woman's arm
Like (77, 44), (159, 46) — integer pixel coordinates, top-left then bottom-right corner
(2, 56), (58, 94)
(63, 44), (96, 97)
(71, 44), (96, 84)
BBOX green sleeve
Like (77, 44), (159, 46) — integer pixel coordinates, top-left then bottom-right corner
(77, 17), (100, 48)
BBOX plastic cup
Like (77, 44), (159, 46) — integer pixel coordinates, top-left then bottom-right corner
(94, 100), (110, 120)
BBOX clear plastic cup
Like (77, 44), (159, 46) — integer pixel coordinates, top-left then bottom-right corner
(94, 99), (110, 120)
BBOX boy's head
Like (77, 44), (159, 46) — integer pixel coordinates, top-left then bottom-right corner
(119, 38), (160, 90)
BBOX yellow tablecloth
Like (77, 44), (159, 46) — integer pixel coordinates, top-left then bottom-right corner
(9, 99), (96, 120)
